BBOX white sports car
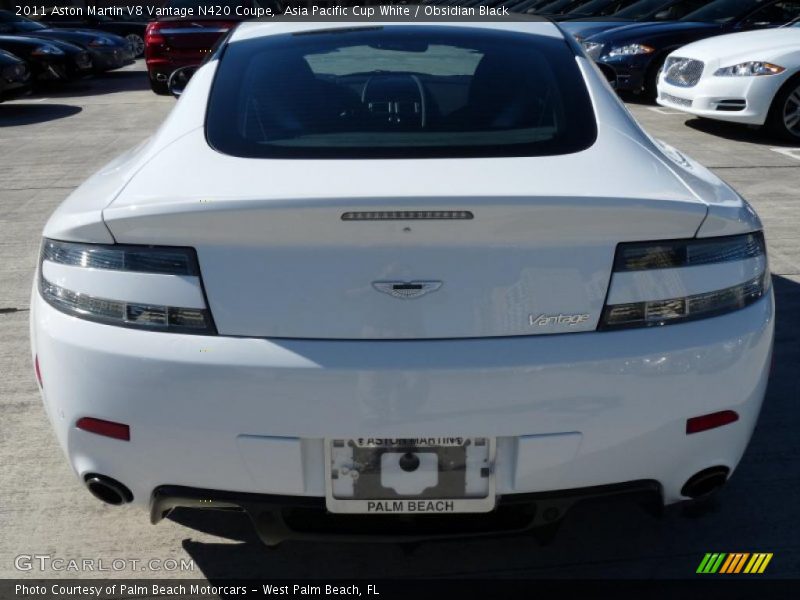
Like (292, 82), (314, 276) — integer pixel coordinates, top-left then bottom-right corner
(31, 20), (774, 545)
(657, 26), (800, 139)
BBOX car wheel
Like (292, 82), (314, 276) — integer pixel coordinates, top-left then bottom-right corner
(149, 76), (171, 96)
(126, 33), (145, 58)
(768, 76), (800, 142)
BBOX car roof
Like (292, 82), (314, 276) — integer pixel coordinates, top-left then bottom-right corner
(230, 20), (566, 43)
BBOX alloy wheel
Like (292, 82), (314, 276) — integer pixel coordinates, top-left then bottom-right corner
(782, 85), (800, 138)
(126, 33), (145, 58)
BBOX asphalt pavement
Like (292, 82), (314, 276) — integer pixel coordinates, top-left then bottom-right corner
(0, 63), (798, 580)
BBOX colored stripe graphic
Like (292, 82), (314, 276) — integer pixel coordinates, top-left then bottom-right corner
(697, 554), (713, 574)
(700, 553), (726, 573)
(732, 553), (750, 573)
(758, 553), (773, 573)
(744, 553), (774, 574)
(722, 553), (737, 573)
(744, 554), (760, 573)
(701, 552), (774, 574)
(719, 554), (736, 574)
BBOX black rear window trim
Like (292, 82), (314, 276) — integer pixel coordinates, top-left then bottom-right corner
(202, 25), (599, 161)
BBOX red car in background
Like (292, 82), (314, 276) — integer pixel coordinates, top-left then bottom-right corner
(145, 0), (281, 94)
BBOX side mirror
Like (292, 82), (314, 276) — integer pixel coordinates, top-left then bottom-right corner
(167, 65), (198, 98)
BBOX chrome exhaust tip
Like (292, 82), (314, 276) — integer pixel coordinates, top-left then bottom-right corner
(681, 466), (730, 499)
(84, 474), (133, 505)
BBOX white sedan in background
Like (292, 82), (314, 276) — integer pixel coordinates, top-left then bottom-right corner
(31, 21), (774, 546)
(657, 27), (800, 139)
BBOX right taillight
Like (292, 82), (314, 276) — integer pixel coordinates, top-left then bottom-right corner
(599, 232), (768, 330)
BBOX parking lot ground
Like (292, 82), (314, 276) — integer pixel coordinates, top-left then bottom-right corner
(1, 64), (798, 580)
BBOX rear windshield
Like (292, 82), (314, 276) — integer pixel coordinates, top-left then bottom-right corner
(206, 26), (597, 159)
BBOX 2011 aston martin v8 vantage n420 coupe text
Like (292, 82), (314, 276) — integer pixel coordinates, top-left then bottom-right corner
(30, 21), (774, 545)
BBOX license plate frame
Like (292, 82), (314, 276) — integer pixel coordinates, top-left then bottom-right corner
(324, 437), (496, 514)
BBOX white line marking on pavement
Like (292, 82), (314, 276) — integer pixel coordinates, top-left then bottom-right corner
(770, 147), (800, 161)
(647, 107), (684, 115)
(9, 97), (49, 104)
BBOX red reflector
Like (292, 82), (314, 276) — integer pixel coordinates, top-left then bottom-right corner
(686, 410), (739, 434)
(34, 355), (42, 388)
(76, 417), (130, 441)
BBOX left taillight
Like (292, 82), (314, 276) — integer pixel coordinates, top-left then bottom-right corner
(38, 239), (216, 335)
(145, 21), (165, 46)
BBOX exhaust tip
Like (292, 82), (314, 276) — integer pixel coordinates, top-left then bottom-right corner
(681, 467), (730, 499)
(84, 474), (133, 505)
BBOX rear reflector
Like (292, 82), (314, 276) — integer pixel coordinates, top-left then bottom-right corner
(34, 355), (42, 388)
(76, 417), (130, 441)
(686, 410), (739, 434)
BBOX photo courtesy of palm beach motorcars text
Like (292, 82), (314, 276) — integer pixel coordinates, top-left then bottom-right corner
(1, 0), (798, 597)
(14, 584), (377, 597)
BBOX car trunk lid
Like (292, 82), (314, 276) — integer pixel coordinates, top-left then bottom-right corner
(103, 130), (708, 339)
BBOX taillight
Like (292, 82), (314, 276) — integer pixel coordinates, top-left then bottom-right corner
(38, 239), (216, 335)
(76, 417), (130, 441)
(145, 22), (165, 46)
(600, 232), (768, 330)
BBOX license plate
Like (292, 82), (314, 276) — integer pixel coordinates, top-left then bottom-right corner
(324, 437), (495, 514)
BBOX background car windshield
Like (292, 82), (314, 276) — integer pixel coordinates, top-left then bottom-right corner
(569, 0), (636, 17)
(614, 0), (669, 17)
(681, 0), (759, 22)
(0, 10), (47, 30)
(616, 0), (706, 19)
(206, 26), (597, 159)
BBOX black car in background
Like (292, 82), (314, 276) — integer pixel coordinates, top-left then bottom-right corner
(483, 0), (554, 13)
(533, 0), (594, 14)
(560, 0), (711, 40)
(42, 13), (147, 58)
(0, 35), (92, 84)
(564, 0), (653, 18)
(0, 10), (133, 73)
(582, 0), (800, 97)
(0, 48), (30, 100)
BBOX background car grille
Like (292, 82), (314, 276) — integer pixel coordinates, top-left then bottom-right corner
(663, 57), (704, 88)
(660, 92), (692, 108)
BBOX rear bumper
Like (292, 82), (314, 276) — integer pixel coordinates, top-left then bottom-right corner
(151, 481), (662, 544)
(146, 57), (200, 83)
(31, 284), (774, 514)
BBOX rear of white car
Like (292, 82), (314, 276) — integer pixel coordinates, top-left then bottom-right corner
(657, 28), (800, 129)
(30, 21), (773, 544)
